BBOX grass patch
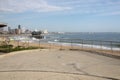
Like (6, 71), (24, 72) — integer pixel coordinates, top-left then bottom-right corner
(0, 45), (13, 48)
(0, 45), (39, 53)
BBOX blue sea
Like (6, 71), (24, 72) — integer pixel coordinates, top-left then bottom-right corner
(44, 32), (120, 50)
(45, 32), (120, 42)
(10, 32), (120, 50)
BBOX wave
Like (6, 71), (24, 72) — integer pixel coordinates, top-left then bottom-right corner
(9, 36), (120, 51)
(48, 41), (120, 51)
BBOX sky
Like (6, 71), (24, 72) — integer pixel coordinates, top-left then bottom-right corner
(0, 0), (120, 32)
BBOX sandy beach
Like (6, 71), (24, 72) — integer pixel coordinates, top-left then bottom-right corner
(0, 49), (120, 80)
(0, 35), (119, 57)
(8, 40), (120, 57)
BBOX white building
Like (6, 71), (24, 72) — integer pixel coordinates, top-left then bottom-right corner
(43, 29), (48, 34)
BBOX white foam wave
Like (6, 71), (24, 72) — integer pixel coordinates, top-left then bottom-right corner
(48, 41), (120, 51)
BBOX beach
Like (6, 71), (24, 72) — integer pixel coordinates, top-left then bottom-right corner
(7, 39), (120, 58)
(0, 49), (120, 80)
(5, 32), (119, 58)
(0, 35), (120, 80)
(0, 34), (119, 58)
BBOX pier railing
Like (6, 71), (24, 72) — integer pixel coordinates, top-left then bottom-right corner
(0, 34), (120, 56)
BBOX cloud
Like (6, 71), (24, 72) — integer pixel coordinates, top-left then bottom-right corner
(48, 0), (120, 15)
(0, 0), (71, 13)
(0, 0), (120, 15)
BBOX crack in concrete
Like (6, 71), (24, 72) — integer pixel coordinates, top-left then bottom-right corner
(0, 70), (119, 80)
(67, 63), (119, 80)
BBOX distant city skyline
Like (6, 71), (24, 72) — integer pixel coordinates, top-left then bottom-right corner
(0, 0), (120, 32)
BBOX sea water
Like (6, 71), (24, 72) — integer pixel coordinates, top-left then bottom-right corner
(10, 32), (120, 50)
(45, 32), (120, 41)
(45, 32), (120, 50)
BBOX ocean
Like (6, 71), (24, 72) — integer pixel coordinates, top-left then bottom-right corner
(44, 32), (120, 50)
(45, 32), (120, 41)
(10, 32), (120, 51)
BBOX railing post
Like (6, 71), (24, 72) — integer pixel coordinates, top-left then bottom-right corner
(91, 40), (93, 49)
(100, 41), (102, 50)
(39, 38), (40, 49)
(82, 39), (83, 50)
(28, 38), (29, 47)
(111, 41), (113, 53)
(119, 43), (120, 53)
(60, 39), (62, 50)
(119, 42), (120, 53)
(49, 42), (51, 50)
(17, 37), (20, 50)
(8, 40), (10, 52)
(71, 40), (73, 49)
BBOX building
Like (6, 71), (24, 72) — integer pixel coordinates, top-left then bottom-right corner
(43, 29), (48, 34)
(15, 29), (20, 34)
(0, 23), (7, 34)
(8, 25), (23, 34)
(17, 25), (22, 34)
(18, 25), (21, 29)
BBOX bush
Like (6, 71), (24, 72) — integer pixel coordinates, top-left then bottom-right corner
(12, 46), (38, 52)
(0, 45), (38, 53)
(0, 45), (13, 48)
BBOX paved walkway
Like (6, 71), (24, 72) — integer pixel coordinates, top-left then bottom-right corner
(0, 49), (120, 80)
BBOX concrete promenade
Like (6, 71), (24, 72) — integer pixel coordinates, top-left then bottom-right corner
(0, 49), (120, 80)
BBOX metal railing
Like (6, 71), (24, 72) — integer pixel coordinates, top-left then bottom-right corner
(0, 34), (120, 55)
(57, 39), (120, 55)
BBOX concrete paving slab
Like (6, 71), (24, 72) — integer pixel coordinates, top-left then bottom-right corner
(0, 49), (120, 80)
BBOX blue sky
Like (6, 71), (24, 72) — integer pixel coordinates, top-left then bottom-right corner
(0, 0), (120, 32)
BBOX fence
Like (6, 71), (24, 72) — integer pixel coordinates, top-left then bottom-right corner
(59, 39), (120, 53)
(0, 34), (120, 56)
